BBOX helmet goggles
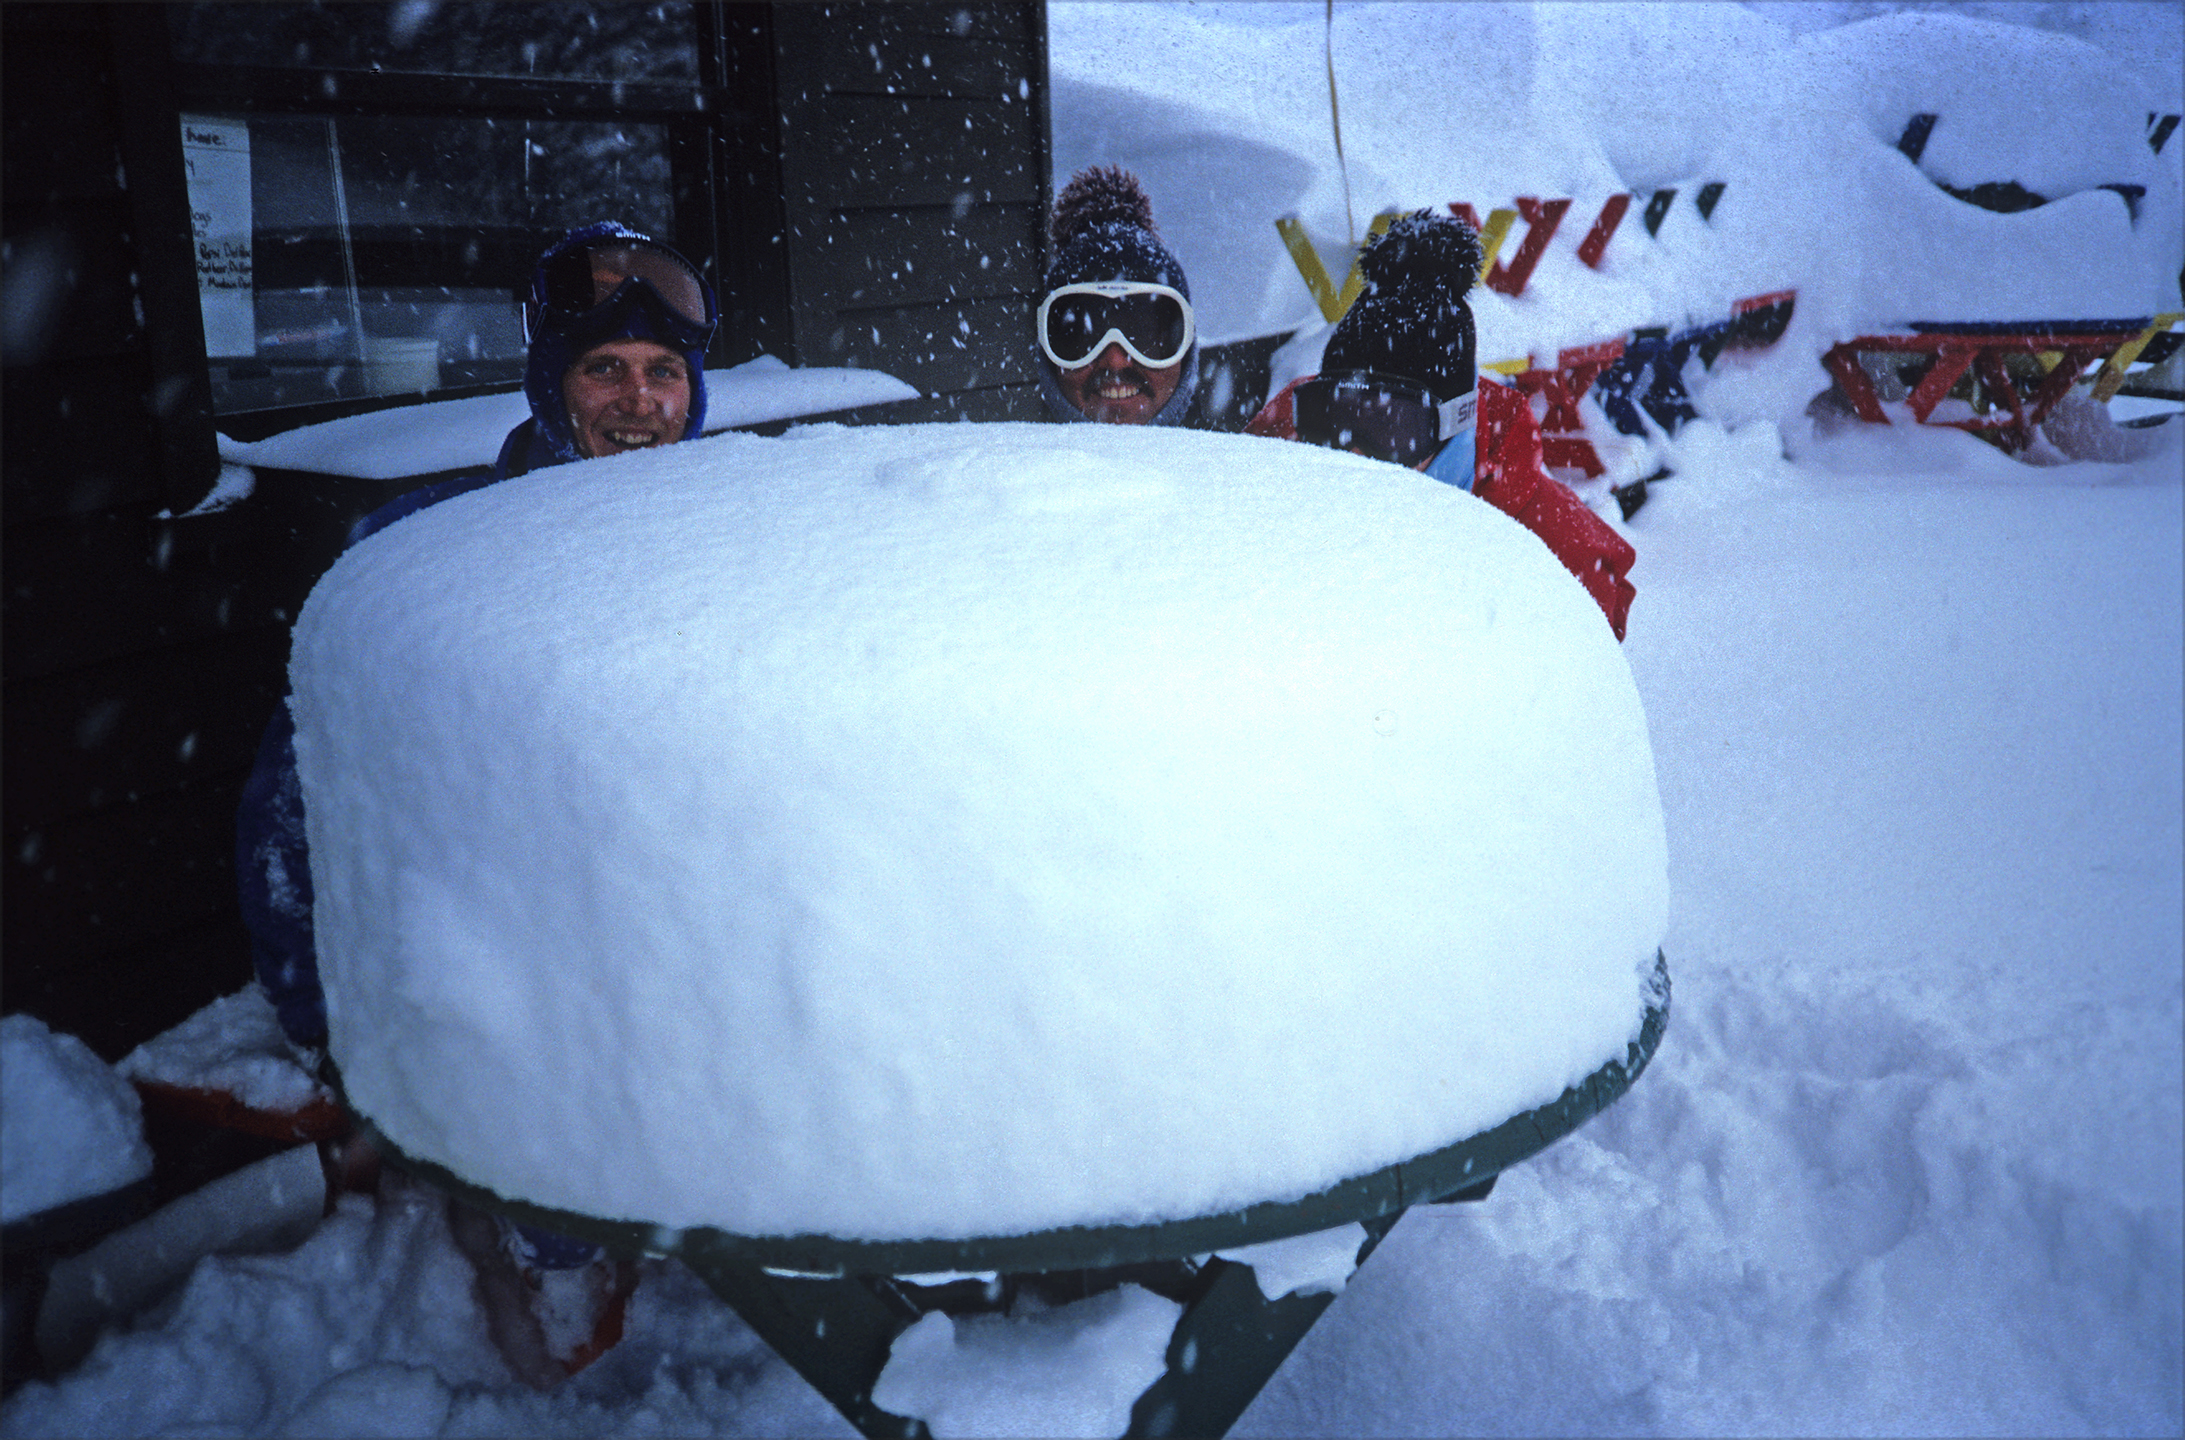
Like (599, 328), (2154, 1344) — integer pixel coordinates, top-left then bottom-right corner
(527, 237), (717, 353)
(1294, 371), (1474, 466)
(1038, 281), (1194, 370)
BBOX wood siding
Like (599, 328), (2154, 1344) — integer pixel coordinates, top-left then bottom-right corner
(773, 2), (1050, 423)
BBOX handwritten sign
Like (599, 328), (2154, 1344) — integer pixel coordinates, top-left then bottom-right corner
(180, 115), (254, 356)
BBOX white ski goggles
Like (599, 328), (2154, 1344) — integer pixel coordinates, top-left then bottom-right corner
(1037, 281), (1195, 369)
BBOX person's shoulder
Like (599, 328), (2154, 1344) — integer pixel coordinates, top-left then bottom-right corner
(343, 419), (543, 549)
(345, 469), (502, 549)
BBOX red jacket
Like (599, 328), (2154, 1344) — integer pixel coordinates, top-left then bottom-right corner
(1246, 377), (1635, 640)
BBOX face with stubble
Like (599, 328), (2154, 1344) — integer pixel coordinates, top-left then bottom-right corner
(561, 338), (692, 457)
(1056, 340), (1182, 425)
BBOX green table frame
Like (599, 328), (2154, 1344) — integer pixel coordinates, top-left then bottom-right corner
(366, 951), (1669, 1437)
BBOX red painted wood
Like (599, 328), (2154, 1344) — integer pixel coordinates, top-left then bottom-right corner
(1484, 196), (1571, 297)
(1515, 338), (1625, 433)
(1823, 331), (2134, 451)
(1575, 193), (1630, 269)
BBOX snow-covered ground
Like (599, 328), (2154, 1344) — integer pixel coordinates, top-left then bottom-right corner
(0, 1018), (151, 1227)
(4, 2), (2180, 1435)
(7, 425), (2175, 1438)
(1242, 437), (2184, 1438)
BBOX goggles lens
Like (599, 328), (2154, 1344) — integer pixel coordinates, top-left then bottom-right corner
(1294, 372), (1456, 465)
(1039, 283), (1193, 369)
(538, 239), (713, 333)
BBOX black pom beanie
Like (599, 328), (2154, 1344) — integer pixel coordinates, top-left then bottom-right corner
(1322, 210), (1481, 404)
(1038, 165), (1198, 425)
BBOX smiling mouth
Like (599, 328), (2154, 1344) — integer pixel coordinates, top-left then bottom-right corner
(1096, 376), (1148, 400)
(603, 429), (661, 448)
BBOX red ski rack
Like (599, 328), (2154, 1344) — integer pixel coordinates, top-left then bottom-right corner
(1821, 320), (2167, 454)
(1511, 339), (1627, 477)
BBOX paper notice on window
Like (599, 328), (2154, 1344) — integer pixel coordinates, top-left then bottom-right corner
(180, 116), (254, 356)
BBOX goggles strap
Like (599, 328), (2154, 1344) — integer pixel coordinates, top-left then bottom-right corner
(1321, 375), (1472, 441)
(1437, 390), (1476, 440)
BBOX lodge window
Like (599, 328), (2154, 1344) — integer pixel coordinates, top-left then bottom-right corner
(163, 1), (768, 432)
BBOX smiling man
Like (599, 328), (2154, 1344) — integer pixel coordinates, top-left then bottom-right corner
(511, 222), (715, 470)
(233, 221), (718, 1387)
(1036, 167), (1199, 426)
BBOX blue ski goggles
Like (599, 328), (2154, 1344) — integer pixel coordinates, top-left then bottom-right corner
(1293, 371), (1474, 468)
(525, 236), (716, 353)
(1038, 281), (1194, 369)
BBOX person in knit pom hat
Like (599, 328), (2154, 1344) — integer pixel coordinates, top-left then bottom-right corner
(1037, 166), (1199, 425)
(1323, 209), (1482, 408)
(1247, 210), (1637, 640)
(1248, 209), (1483, 479)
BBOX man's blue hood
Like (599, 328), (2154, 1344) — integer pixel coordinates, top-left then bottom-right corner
(521, 221), (715, 467)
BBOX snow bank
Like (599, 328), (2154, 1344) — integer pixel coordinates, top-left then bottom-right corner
(1, 1014), (152, 1224)
(1056, 1), (2182, 434)
(215, 357), (917, 481)
(1237, 434), (2182, 1439)
(1214, 1221), (1368, 1301)
(289, 420), (1667, 1240)
(872, 1285), (1181, 1439)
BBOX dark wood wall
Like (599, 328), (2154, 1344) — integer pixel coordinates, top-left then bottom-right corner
(772, 1), (1051, 423)
(1, 4), (395, 1058)
(2, 1), (1052, 1061)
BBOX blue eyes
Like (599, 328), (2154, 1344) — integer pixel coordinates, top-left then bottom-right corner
(584, 361), (684, 383)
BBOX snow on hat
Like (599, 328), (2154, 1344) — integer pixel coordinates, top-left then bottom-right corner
(1046, 166), (1192, 296)
(1038, 166), (1198, 424)
(1321, 210), (1481, 404)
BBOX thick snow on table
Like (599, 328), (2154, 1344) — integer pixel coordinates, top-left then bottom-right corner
(288, 420), (1668, 1241)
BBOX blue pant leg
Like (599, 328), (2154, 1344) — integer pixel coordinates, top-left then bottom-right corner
(236, 703), (327, 1049)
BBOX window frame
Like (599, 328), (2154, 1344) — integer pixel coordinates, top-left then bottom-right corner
(159, 2), (789, 445)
